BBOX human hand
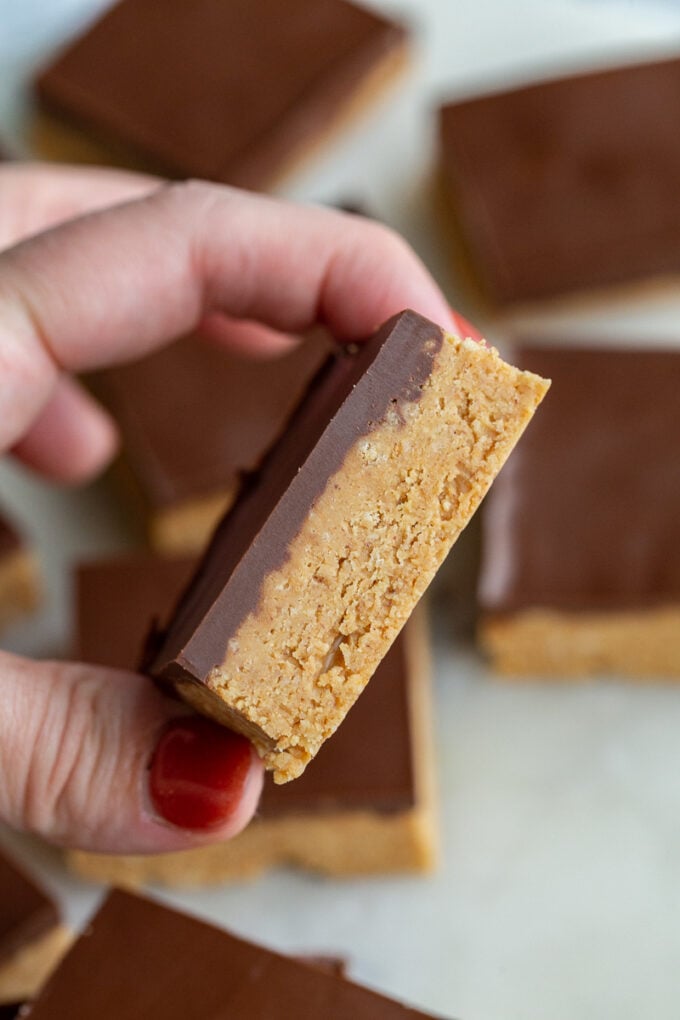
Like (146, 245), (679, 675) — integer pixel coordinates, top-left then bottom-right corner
(0, 165), (455, 855)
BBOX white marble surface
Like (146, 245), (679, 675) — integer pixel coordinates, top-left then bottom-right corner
(2, 1), (680, 1018)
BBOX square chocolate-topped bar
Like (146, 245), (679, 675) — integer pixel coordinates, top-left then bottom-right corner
(0, 846), (70, 1006)
(88, 335), (329, 552)
(35, 0), (409, 189)
(439, 56), (680, 309)
(25, 889), (443, 1019)
(147, 310), (548, 782)
(69, 552), (436, 882)
(478, 345), (680, 677)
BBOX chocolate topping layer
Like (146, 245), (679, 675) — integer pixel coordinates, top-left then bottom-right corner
(440, 56), (680, 305)
(75, 552), (416, 814)
(26, 890), (439, 1019)
(147, 310), (445, 682)
(0, 849), (59, 968)
(36, 0), (407, 189)
(89, 335), (329, 510)
(74, 554), (196, 668)
(479, 346), (680, 613)
(0, 514), (21, 561)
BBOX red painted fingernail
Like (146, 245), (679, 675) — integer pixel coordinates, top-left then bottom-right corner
(450, 309), (487, 346)
(148, 716), (254, 831)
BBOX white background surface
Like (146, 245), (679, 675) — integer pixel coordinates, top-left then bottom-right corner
(2, 1), (680, 1018)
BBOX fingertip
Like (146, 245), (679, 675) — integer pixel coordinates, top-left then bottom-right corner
(146, 716), (264, 837)
(11, 375), (119, 484)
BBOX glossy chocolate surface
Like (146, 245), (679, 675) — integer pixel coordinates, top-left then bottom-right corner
(440, 57), (680, 305)
(36, 0), (407, 189)
(25, 890), (439, 1019)
(75, 552), (416, 814)
(479, 346), (680, 613)
(147, 310), (444, 682)
(88, 335), (329, 510)
(0, 849), (59, 967)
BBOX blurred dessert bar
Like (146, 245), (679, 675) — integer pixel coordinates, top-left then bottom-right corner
(438, 56), (680, 310)
(88, 335), (329, 552)
(24, 889), (443, 1018)
(478, 345), (680, 677)
(146, 310), (548, 782)
(0, 511), (39, 633)
(0, 845), (71, 1006)
(69, 551), (437, 882)
(34, 0), (409, 189)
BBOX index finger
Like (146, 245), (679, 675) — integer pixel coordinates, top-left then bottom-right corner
(0, 180), (456, 451)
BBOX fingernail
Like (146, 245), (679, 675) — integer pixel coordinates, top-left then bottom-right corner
(450, 308), (486, 345)
(148, 716), (255, 831)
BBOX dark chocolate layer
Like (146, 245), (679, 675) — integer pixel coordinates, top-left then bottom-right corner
(147, 310), (444, 682)
(88, 335), (329, 510)
(25, 890), (440, 1019)
(75, 552), (416, 814)
(0, 514), (21, 562)
(479, 346), (680, 613)
(36, 0), (407, 190)
(0, 1004), (22, 1019)
(74, 554), (196, 668)
(0, 848), (59, 967)
(440, 56), (680, 305)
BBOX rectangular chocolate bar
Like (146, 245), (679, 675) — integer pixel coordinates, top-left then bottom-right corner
(69, 552), (436, 881)
(478, 344), (680, 677)
(88, 334), (329, 552)
(23, 889), (443, 1018)
(0, 846), (70, 1005)
(0, 511), (39, 633)
(34, 0), (409, 190)
(439, 56), (680, 309)
(147, 309), (548, 782)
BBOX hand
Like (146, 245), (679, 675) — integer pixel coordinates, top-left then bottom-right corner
(0, 164), (455, 855)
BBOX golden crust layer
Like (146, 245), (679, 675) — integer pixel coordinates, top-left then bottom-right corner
(480, 606), (680, 679)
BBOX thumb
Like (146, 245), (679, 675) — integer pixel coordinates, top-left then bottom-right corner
(0, 651), (264, 853)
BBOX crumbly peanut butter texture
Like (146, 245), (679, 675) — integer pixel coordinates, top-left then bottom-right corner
(163, 328), (548, 782)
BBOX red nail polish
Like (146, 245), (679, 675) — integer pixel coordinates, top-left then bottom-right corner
(149, 717), (253, 830)
(450, 309), (486, 346)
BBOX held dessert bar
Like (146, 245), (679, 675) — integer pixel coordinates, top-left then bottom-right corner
(0, 512), (39, 633)
(478, 345), (680, 677)
(147, 309), (549, 782)
(88, 334), (329, 553)
(34, 0), (409, 190)
(0, 846), (71, 1006)
(22, 889), (444, 1019)
(69, 552), (436, 882)
(439, 56), (680, 309)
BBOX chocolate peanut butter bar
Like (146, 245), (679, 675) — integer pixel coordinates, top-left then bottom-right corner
(34, 0), (409, 189)
(88, 335), (329, 552)
(24, 889), (443, 1019)
(147, 310), (549, 782)
(478, 345), (680, 677)
(0, 512), (39, 633)
(69, 552), (436, 881)
(439, 56), (680, 310)
(0, 847), (71, 1005)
